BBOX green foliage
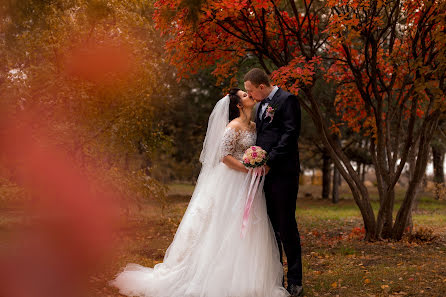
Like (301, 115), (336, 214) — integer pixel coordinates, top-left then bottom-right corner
(149, 68), (224, 182)
(338, 245), (356, 256)
(0, 0), (175, 205)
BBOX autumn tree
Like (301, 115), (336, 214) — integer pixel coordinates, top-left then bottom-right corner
(324, 0), (445, 239)
(155, 0), (446, 240)
(0, 0), (174, 206)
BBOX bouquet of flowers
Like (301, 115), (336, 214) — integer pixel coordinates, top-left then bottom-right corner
(242, 146), (267, 168)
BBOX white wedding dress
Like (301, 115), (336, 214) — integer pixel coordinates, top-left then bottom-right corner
(110, 100), (289, 297)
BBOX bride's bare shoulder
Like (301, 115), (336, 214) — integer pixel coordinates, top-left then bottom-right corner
(227, 119), (242, 130)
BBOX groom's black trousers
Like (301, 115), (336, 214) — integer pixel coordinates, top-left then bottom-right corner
(264, 170), (302, 286)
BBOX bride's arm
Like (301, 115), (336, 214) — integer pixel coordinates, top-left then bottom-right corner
(220, 122), (249, 173)
(222, 155), (249, 173)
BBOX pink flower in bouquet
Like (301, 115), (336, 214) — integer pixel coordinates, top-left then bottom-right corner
(242, 146), (267, 168)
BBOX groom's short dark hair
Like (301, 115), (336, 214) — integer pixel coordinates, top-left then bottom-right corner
(244, 68), (271, 87)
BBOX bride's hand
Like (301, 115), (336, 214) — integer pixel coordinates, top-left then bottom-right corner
(222, 155), (250, 173)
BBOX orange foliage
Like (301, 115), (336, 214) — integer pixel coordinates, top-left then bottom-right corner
(64, 39), (134, 85)
(324, 0), (445, 137)
(155, 0), (445, 138)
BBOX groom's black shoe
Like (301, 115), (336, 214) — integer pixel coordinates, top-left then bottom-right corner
(287, 284), (303, 296)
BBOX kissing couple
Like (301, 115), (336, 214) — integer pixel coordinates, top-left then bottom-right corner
(110, 68), (304, 297)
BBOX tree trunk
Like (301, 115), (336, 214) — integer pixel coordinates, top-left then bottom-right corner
(322, 151), (331, 199)
(332, 165), (340, 204)
(304, 91), (377, 240)
(393, 116), (439, 240)
(381, 189), (395, 239)
(432, 144), (445, 184)
(361, 164), (366, 182)
(375, 185), (395, 239)
(409, 148), (420, 211)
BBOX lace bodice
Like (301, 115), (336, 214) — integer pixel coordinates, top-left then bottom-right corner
(220, 126), (257, 162)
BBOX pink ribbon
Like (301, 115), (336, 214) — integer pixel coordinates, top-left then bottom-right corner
(241, 166), (265, 238)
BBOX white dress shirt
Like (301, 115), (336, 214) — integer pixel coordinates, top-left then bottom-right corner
(259, 85), (279, 118)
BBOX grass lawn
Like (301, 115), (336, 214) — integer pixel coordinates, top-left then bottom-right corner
(1, 183), (445, 296)
(294, 186), (446, 296)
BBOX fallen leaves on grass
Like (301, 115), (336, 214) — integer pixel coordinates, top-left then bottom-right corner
(406, 227), (438, 244)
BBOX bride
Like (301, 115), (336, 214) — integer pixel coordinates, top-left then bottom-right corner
(110, 88), (290, 297)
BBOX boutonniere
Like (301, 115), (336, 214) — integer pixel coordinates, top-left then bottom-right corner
(265, 105), (277, 123)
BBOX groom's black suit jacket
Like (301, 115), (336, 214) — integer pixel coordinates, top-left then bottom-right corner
(255, 87), (301, 175)
(255, 87), (303, 286)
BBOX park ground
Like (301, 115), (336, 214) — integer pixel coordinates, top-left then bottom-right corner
(1, 184), (445, 296)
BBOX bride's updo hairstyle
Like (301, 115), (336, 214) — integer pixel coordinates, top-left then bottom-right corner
(228, 88), (241, 122)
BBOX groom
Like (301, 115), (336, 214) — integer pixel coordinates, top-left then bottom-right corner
(244, 68), (303, 296)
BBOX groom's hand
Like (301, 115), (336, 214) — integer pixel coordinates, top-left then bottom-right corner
(264, 165), (270, 175)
